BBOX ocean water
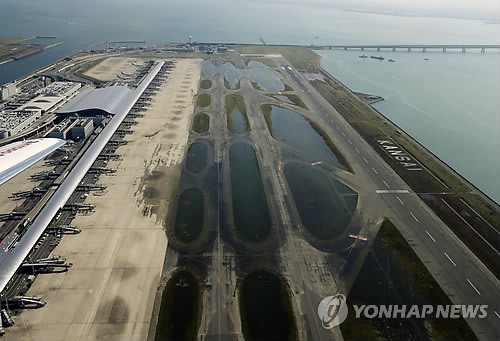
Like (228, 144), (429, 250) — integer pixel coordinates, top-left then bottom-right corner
(0, 0), (499, 201)
(318, 50), (500, 202)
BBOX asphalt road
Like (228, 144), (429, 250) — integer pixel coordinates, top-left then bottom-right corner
(278, 59), (500, 340)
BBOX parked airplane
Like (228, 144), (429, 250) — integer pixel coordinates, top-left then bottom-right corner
(10, 187), (46, 198)
(30, 170), (61, 180)
(0, 212), (25, 221)
(3, 296), (46, 309)
(47, 225), (81, 234)
(76, 184), (107, 191)
(62, 203), (95, 211)
(88, 167), (116, 174)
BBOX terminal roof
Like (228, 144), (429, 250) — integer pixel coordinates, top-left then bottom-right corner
(57, 86), (136, 116)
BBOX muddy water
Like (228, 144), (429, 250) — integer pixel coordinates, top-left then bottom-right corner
(229, 143), (271, 242)
(239, 269), (298, 341)
(202, 60), (285, 91)
(285, 162), (357, 240)
(185, 142), (208, 173)
(155, 270), (201, 341)
(192, 113), (210, 133)
(174, 188), (204, 243)
(228, 108), (249, 134)
(265, 105), (344, 167)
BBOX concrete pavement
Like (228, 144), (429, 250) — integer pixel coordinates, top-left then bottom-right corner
(278, 58), (500, 340)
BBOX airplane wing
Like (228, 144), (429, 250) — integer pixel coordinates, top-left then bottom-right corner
(0, 138), (66, 185)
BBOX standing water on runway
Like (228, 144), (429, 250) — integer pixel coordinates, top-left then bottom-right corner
(263, 105), (347, 169)
(201, 61), (285, 91)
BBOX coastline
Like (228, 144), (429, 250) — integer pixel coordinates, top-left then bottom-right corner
(0, 36), (56, 66)
(1, 44), (497, 210)
(0, 44), (498, 340)
(313, 59), (499, 277)
(2, 48), (83, 87)
(319, 66), (500, 209)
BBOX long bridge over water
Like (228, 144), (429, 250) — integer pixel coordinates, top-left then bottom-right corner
(314, 44), (500, 53)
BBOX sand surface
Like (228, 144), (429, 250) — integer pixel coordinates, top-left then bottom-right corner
(83, 57), (143, 82)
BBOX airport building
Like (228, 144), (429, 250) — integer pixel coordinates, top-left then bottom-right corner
(0, 83), (17, 101)
(69, 118), (93, 140)
(0, 82), (82, 140)
(46, 117), (94, 141)
(19, 82), (81, 113)
(0, 61), (165, 312)
(0, 110), (42, 138)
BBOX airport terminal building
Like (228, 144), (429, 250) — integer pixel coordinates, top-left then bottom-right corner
(0, 61), (165, 331)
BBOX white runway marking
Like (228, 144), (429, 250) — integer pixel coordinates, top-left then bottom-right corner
(376, 190), (408, 194)
(397, 196), (405, 205)
(442, 198), (498, 254)
(341, 131), (346, 136)
(444, 252), (456, 266)
(460, 198), (500, 235)
(494, 311), (500, 319)
(348, 139), (353, 144)
(355, 147), (360, 153)
(467, 279), (481, 295)
(383, 181), (390, 188)
(425, 230), (436, 242)
(363, 157), (369, 163)
(372, 168), (378, 175)
(410, 212), (419, 222)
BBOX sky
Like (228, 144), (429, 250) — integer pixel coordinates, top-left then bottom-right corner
(1, 0), (499, 22)
(243, 0), (500, 21)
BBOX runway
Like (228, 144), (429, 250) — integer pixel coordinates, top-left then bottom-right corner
(278, 58), (500, 339)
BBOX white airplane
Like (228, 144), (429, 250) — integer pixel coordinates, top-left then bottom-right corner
(0, 138), (66, 186)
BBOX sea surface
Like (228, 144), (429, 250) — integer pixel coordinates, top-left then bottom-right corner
(0, 0), (499, 201)
(318, 50), (500, 202)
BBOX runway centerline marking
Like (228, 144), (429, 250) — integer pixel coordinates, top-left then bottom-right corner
(355, 147), (360, 153)
(363, 157), (369, 163)
(383, 180), (390, 188)
(372, 168), (378, 175)
(397, 196), (405, 205)
(425, 230), (436, 242)
(467, 279), (481, 295)
(341, 131), (346, 136)
(494, 311), (500, 319)
(348, 139), (353, 144)
(410, 212), (419, 222)
(444, 252), (456, 266)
